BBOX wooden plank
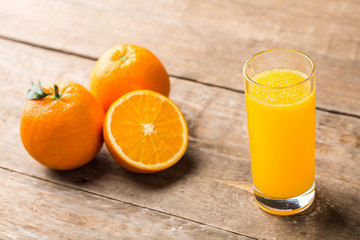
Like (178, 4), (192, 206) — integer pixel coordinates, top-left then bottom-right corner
(1, 38), (359, 239)
(0, 0), (360, 115)
(0, 168), (248, 240)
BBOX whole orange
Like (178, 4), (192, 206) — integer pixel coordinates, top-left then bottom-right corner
(90, 44), (170, 111)
(20, 81), (105, 170)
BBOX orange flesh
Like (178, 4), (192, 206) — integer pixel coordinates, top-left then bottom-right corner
(108, 92), (186, 167)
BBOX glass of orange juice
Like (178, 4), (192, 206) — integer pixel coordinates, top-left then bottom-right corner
(243, 49), (316, 215)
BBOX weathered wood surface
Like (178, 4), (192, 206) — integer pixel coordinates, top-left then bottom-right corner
(0, 38), (359, 239)
(0, 0), (360, 116)
(0, 168), (248, 240)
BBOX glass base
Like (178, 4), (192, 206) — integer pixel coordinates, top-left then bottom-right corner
(254, 183), (315, 216)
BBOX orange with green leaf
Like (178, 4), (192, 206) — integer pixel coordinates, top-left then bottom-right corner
(20, 81), (105, 170)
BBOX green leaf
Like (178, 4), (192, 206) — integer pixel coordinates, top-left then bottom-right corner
(120, 55), (127, 61)
(26, 81), (52, 99)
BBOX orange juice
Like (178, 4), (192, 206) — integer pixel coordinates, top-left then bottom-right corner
(246, 68), (315, 199)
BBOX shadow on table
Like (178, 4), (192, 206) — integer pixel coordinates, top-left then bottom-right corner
(272, 183), (358, 239)
(45, 145), (198, 190)
(121, 150), (197, 189)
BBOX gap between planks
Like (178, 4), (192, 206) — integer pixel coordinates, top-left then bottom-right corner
(0, 165), (258, 240)
(1, 34), (359, 122)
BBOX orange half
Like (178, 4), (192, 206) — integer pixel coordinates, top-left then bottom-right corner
(104, 90), (188, 173)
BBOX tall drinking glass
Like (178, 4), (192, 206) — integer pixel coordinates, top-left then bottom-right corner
(243, 49), (316, 215)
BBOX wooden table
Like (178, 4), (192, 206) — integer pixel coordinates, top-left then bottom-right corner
(1, 0), (359, 239)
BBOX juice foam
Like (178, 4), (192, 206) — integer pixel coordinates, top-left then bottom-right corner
(248, 68), (312, 105)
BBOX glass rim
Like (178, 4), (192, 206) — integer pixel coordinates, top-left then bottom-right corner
(243, 49), (316, 90)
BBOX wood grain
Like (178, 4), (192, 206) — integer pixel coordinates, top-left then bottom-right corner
(0, 38), (359, 239)
(0, 0), (360, 115)
(0, 168), (247, 240)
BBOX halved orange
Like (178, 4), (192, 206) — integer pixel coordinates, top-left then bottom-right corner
(104, 90), (188, 173)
